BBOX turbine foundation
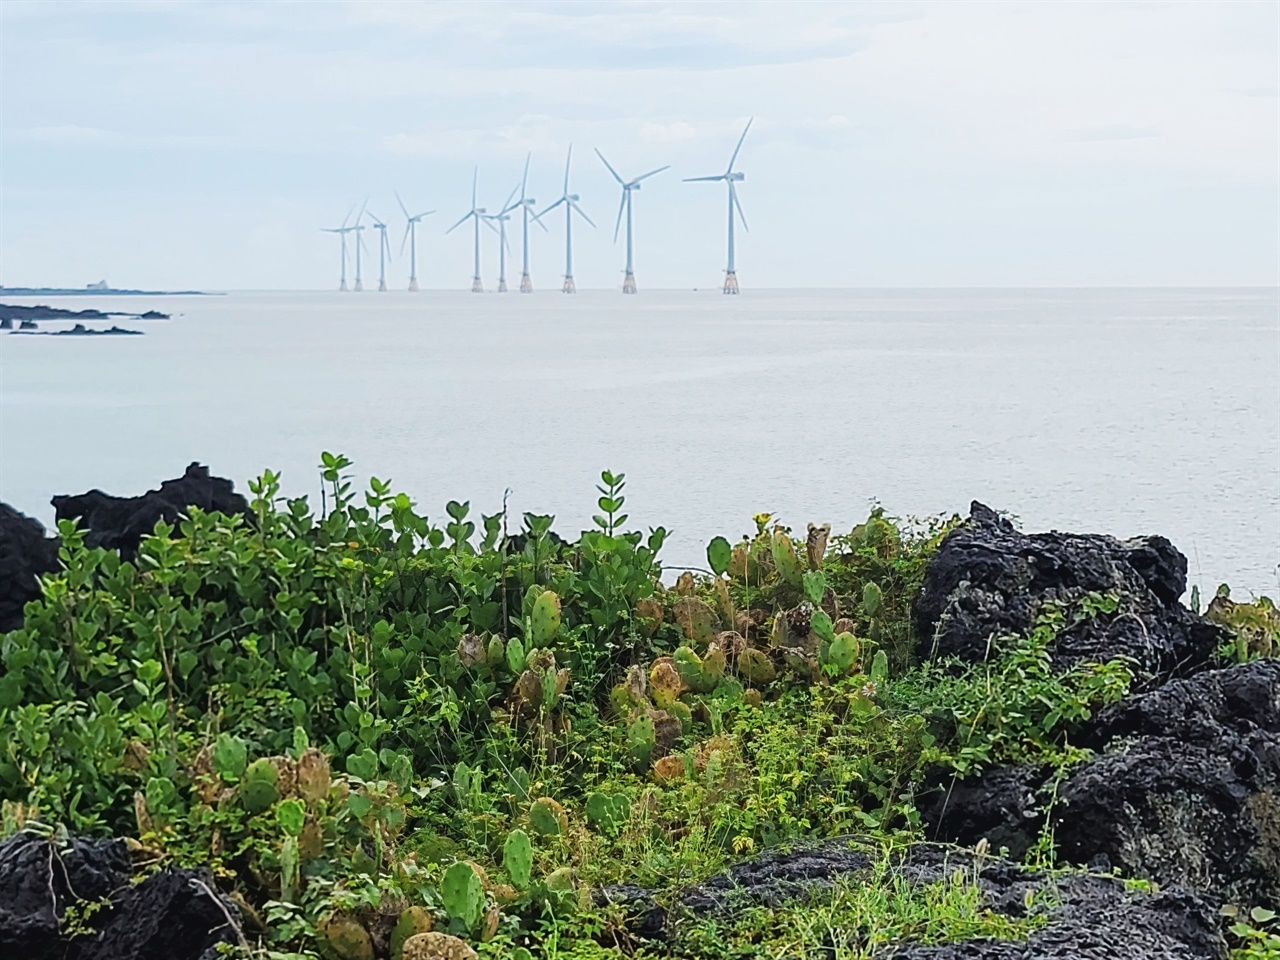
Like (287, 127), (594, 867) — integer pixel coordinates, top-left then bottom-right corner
(622, 272), (637, 294)
(562, 276), (576, 294)
(498, 279), (508, 293)
(339, 281), (348, 292)
(354, 279), (364, 292)
(520, 273), (532, 293)
(378, 280), (387, 292)
(723, 271), (739, 295)
(471, 277), (483, 293)
(408, 278), (419, 292)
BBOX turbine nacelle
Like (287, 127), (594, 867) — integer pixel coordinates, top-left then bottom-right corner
(730, 172), (745, 182)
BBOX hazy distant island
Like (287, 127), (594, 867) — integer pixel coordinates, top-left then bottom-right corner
(0, 303), (169, 322)
(0, 281), (216, 296)
(9, 322), (144, 336)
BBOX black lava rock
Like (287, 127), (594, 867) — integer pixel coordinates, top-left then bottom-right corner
(52, 462), (250, 559)
(913, 501), (1223, 683)
(0, 504), (58, 633)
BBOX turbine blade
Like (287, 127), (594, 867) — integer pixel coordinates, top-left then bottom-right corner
(683, 175), (724, 182)
(521, 151), (531, 201)
(472, 167), (478, 209)
(631, 165), (670, 185)
(500, 184), (519, 215)
(571, 199), (596, 229)
(340, 203), (355, 229)
(396, 191), (410, 219)
(416, 210), (435, 219)
(595, 148), (624, 185)
(400, 224), (411, 255)
(483, 216), (500, 236)
(564, 144), (572, 195)
(357, 197), (368, 225)
(613, 191), (625, 244)
(445, 211), (471, 234)
(731, 181), (748, 232)
(727, 117), (753, 173)
(533, 197), (565, 222)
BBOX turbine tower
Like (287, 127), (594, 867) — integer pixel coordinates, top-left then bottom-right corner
(351, 201), (368, 292)
(321, 205), (355, 291)
(534, 145), (595, 293)
(515, 153), (547, 293)
(684, 118), (753, 294)
(396, 192), (434, 291)
(368, 211), (393, 291)
(595, 149), (669, 294)
(446, 168), (488, 292)
(484, 185), (519, 292)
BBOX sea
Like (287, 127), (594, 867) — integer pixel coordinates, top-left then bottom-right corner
(1, 287), (1277, 598)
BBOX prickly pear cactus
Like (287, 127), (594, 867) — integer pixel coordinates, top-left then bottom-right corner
(673, 597), (717, 646)
(440, 861), (485, 930)
(653, 755), (685, 784)
(826, 632), (860, 674)
(530, 589), (561, 645)
(322, 915), (375, 960)
(585, 791), (630, 836)
(240, 757), (280, 815)
(648, 657), (687, 708)
(737, 647), (777, 685)
(401, 931), (478, 960)
(295, 748), (331, 805)
(713, 577), (736, 625)
(666, 700), (693, 734)
(390, 906), (434, 960)
(528, 796), (568, 837)
(628, 713), (657, 767)
(863, 581), (883, 617)
(486, 635), (506, 667)
(673, 646), (722, 694)
(457, 633), (486, 669)
(503, 828), (533, 889)
(771, 527), (804, 589)
(806, 523), (830, 570)
(634, 597), (664, 636)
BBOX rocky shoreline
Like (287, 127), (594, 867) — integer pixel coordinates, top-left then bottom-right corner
(0, 472), (1274, 959)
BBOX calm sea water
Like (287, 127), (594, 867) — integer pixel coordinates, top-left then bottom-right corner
(2, 288), (1277, 597)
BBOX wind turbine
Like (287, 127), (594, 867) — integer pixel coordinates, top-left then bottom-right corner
(595, 149), (669, 294)
(515, 153), (547, 293)
(321, 205), (356, 291)
(684, 118), (753, 294)
(368, 212), (393, 291)
(446, 168), (490, 292)
(534, 145), (595, 293)
(351, 201), (368, 292)
(484, 184), (520, 292)
(396, 192), (434, 291)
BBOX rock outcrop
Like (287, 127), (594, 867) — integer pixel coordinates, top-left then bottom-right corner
(0, 505), (59, 633)
(52, 462), (250, 559)
(914, 502), (1223, 683)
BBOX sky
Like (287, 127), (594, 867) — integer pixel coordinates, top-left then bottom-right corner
(1, 0), (1277, 291)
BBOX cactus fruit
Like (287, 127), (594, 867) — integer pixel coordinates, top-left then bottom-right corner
(441, 861), (485, 930)
(648, 658), (687, 708)
(628, 713), (657, 767)
(529, 797), (568, 837)
(634, 597), (664, 635)
(653, 755), (685, 784)
(391, 907), (434, 960)
(585, 792), (630, 835)
(826, 632), (860, 674)
(456, 633), (486, 669)
(806, 523), (830, 570)
(503, 828), (533, 889)
(530, 590), (562, 645)
(673, 597), (716, 646)
(322, 916), (375, 960)
(863, 581), (883, 617)
(240, 758), (280, 815)
(673, 645), (724, 694)
(771, 527), (804, 589)
(401, 932), (478, 960)
(737, 647), (776, 685)
(295, 748), (331, 805)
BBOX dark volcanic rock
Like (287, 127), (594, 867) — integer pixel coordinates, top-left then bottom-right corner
(0, 832), (130, 960)
(657, 840), (1224, 958)
(0, 505), (59, 633)
(0, 832), (238, 960)
(921, 661), (1280, 909)
(914, 501), (1223, 682)
(53, 462), (250, 559)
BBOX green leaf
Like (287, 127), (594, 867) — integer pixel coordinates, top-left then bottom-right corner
(1252, 906), (1277, 924)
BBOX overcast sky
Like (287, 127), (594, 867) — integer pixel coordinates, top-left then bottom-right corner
(2, 0), (1276, 290)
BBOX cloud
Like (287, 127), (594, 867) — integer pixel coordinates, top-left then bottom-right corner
(1071, 124), (1160, 143)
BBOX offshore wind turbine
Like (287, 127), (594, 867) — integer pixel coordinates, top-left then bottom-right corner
(368, 212), (393, 291)
(446, 168), (489, 292)
(684, 118), (753, 294)
(484, 184), (519, 292)
(396, 192), (434, 291)
(534, 145), (595, 293)
(515, 153), (547, 293)
(595, 149), (669, 294)
(351, 201), (368, 292)
(321, 207), (355, 291)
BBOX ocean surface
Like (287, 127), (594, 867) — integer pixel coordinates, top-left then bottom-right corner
(2, 288), (1277, 598)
